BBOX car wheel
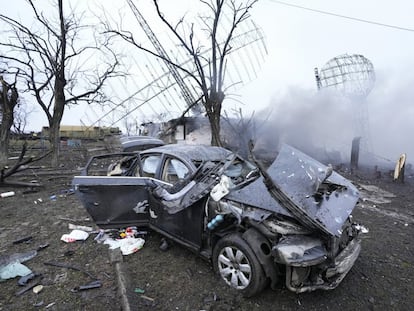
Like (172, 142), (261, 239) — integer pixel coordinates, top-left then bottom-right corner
(213, 233), (267, 297)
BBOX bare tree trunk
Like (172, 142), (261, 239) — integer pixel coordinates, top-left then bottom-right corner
(0, 112), (13, 164)
(49, 120), (60, 167)
(0, 76), (18, 165)
(207, 97), (223, 147)
(208, 113), (221, 147)
(49, 79), (66, 167)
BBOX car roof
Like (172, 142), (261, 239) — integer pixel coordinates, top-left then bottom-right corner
(119, 135), (162, 143)
(141, 144), (232, 162)
(122, 138), (164, 148)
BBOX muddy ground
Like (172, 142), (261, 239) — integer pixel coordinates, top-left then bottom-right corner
(0, 143), (413, 311)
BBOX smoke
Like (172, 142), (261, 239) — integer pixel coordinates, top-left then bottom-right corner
(254, 87), (356, 164)
(367, 69), (414, 167)
(253, 72), (414, 169)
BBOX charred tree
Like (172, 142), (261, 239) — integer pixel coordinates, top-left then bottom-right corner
(0, 0), (121, 167)
(0, 75), (19, 165)
(107, 0), (258, 147)
(0, 141), (51, 187)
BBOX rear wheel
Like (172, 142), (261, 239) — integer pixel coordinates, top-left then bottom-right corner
(213, 233), (267, 297)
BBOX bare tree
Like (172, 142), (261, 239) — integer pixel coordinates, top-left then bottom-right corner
(0, 74), (19, 165)
(107, 0), (258, 146)
(12, 97), (34, 135)
(0, 0), (121, 166)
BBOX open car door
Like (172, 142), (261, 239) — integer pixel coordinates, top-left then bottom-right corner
(72, 153), (170, 229)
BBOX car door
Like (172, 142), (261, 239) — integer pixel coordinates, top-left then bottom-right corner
(73, 153), (156, 229)
(148, 155), (205, 250)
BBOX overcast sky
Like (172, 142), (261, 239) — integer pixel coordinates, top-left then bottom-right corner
(2, 0), (414, 162)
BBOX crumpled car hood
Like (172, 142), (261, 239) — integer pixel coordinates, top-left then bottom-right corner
(229, 144), (359, 237)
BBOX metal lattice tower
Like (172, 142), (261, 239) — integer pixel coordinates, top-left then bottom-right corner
(127, 0), (201, 113)
(80, 2), (267, 133)
(317, 54), (375, 98)
(315, 54), (376, 157)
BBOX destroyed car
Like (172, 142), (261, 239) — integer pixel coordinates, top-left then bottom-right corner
(72, 144), (365, 297)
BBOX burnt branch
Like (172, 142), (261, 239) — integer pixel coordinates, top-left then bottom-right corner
(0, 142), (52, 184)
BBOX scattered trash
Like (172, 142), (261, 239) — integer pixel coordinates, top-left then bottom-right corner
(60, 229), (89, 243)
(71, 280), (102, 292)
(68, 223), (94, 232)
(45, 302), (56, 309)
(94, 229), (107, 243)
(49, 195), (57, 201)
(44, 261), (97, 280)
(18, 272), (41, 286)
(104, 237), (145, 255)
(0, 250), (37, 281)
(134, 288), (145, 294)
(354, 224), (369, 234)
(15, 279), (42, 296)
(1, 191), (15, 198)
(140, 295), (155, 302)
(12, 235), (33, 244)
(117, 226), (146, 239)
(1, 262), (32, 280)
(34, 198), (43, 204)
(33, 284), (44, 294)
(60, 188), (75, 197)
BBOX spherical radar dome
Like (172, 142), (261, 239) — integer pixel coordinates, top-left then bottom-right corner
(319, 54), (375, 98)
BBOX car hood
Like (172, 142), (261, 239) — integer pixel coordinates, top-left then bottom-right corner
(229, 144), (359, 237)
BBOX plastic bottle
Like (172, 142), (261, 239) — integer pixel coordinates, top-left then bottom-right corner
(207, 214), (224, 230)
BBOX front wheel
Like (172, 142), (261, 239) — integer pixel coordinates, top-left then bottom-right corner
(212, 233), (267, 297)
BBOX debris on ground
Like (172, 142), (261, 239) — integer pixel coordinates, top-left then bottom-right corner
(103, 237), (145, 255)
(0, 191), (15, 198)
(68, 223), (94, 232)
(93, 227), (146, 255)
(43, 261), (97, 280)
(0, 250), (37, 281)
(60, 229), (89, 243)
(71, 280), (102, 292)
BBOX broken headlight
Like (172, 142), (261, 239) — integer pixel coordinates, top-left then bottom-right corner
(272, 235), (327, 267)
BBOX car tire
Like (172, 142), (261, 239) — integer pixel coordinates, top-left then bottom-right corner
(213, 233), (267, 297)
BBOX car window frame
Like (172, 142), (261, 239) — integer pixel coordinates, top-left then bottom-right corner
(140, 153), (163, 179)
(160, 156), (191, 184)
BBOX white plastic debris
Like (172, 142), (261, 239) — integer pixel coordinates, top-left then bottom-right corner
(33, 285), (44, 294)
(103, 237), (145, 255)
(0, 262), (32, 280)
(0, 250), (37, 281)
(60, 229), (89, 243)
(354, 224), (369, 234)
(210, 175), (232, 201)
(68, 223), (93, 232)
(0, 191), (15, 198)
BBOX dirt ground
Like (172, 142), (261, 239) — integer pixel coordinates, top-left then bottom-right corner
(0, 143), (413, 311)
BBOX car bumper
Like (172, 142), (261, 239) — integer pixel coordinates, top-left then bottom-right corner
(285, 238), (361, 293)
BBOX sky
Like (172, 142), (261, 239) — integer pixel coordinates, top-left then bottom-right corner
(2, 0), (414, 164)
